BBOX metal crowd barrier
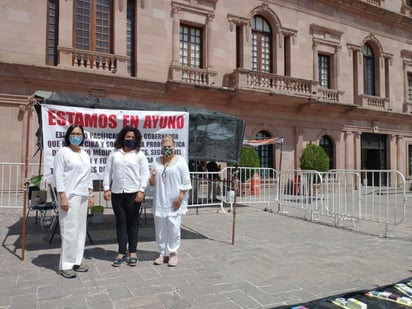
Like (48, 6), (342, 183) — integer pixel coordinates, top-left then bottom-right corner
(0, 162), (407, 237)
(277, 169), (324, 221)
(187, 167), (278, 213)
(0, 163), (44, 209)
(277, 169), (407, 237)
(323, 169), (407, 237)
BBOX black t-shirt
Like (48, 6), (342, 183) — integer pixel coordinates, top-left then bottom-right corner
(207, 161), (220, 179)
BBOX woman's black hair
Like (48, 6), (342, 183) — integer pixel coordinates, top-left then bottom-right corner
(63, 124), (86, 146)
(114, 125), (142, 151)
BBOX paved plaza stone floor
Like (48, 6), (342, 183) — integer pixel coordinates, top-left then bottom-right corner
(1, 202), (412, 309)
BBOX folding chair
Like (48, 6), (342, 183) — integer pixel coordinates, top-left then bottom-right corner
(48, 185), (93, 245)
(26, 185), (56, 232)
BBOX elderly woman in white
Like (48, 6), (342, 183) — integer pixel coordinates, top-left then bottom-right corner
(149, 135), (192, 267)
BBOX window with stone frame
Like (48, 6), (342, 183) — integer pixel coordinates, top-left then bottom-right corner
(251, 15), (272, 73)
(408, 144), (412, 177)
(180, 24), (203, 68)
(363, 44), (376, 96)
(126, 0), (136, 76)
(310, 24), (342, 91)
(47, 0), (59, 65)
(318, 54), (331, 89)
(408, 72), (412, 101)
(74, 0), (113, 54)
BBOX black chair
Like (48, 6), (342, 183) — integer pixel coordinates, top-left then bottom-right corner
(26, 185), (56, 232)
(48, 185), (93, 245)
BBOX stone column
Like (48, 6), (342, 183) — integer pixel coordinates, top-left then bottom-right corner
(58, 0), (74, 68)
(354, 132), (362, 171)
(171, 6), (180, 66)
(206, 14), (215, 69)
(295, 127), (304, 170)
(397, 135), (405, 185)
(345, 131), (354, 169)
(113, 0), (128, 75)
(243, 22), (252, 70)
(334, 46), (341, 89)
(313, 40), (319, 81)
(275, 27), (284, 75)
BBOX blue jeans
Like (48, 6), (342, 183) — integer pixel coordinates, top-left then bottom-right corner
(111, 192), (141, 255)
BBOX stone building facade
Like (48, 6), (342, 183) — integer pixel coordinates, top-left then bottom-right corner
(1, 0), (412, 178)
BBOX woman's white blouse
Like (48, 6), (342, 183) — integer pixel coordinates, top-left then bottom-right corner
(103, 148), (150, 194)
(53, 147), (92, 198)
(151, 155), (192, 217)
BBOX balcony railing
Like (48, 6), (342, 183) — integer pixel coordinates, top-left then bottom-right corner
(318, 88), (344, 103)
(358, 94), (389, 110)
(226, 69), (318, 97)
(57, 47), (128, 75)
(169, 65), (217, 86)
(365, 0), (383, 6)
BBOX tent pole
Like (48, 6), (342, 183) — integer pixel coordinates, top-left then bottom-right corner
(21, 99), (34, 261)
(231, 166), (239, 245)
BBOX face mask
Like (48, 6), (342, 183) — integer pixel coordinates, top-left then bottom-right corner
(69, 136), (83, 146)
(124, 139), (136, 148)
(162, 147), (174, 157)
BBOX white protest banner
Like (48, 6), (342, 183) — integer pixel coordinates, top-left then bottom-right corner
(41, 104), (189, 181)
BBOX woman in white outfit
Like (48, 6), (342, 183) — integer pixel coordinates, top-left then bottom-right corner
(53, 124), (94, 278)
(149, 135), (192, 267)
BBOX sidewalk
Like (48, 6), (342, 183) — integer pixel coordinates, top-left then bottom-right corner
(1, 203), (412, 309)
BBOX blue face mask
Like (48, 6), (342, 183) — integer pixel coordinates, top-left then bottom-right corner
(69, 136), (83, 146)
(124, 139), (136, 148)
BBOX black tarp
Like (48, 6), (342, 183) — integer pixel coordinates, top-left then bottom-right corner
(276, 277), (412, 309)
(32, 91), (245, 164)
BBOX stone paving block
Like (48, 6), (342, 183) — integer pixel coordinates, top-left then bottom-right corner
(106, 283), (134, 300)
(222, 290), (263, 308)
(154, 291), (190, 308)
(2, 205), (412, 308)
(0, 295), (11, 307)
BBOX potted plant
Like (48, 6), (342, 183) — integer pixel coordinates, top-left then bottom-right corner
(90, 205), (105, 223)
(299, 142), (329, 195)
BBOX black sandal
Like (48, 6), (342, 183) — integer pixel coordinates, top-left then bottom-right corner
(128, 257), (138, 266)
(112, 255), (126, 267)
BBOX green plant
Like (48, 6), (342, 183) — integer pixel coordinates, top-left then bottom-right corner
(91, 205), (105, 214)
(300, 142), (329, 183)
(239, 146), (260, 181)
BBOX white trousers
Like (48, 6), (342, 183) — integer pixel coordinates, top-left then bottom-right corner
(58, 195), (88, 270)
(154, 215), (181, 256)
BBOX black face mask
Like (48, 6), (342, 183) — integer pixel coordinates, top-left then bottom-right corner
(124, 139), (136, 148)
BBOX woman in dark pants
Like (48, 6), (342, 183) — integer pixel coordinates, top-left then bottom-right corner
(103, 126), (150, 267)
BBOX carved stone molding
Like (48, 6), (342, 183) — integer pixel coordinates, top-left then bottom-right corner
(227, 14), (249, 32)
(401, 49), (412, 61)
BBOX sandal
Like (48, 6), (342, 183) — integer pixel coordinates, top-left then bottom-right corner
(112, 255), (127, 267)
(128, 257), (138, 267)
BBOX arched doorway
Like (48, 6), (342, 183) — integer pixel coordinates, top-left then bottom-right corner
(319, 135), (334, 170)
(256, 131), (274, 168)
(361, 133), (387, 185)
